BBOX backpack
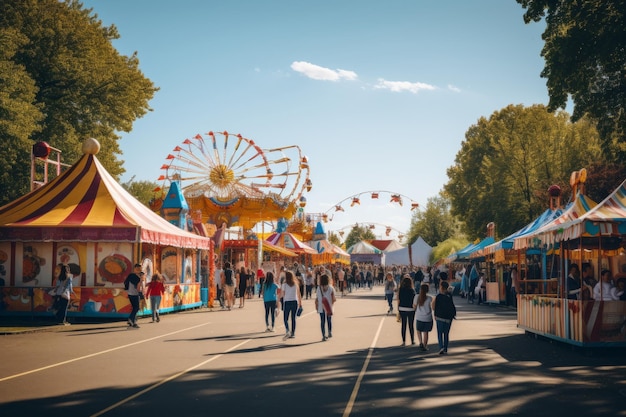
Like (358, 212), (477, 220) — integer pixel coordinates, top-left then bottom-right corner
(437, 293), (456, 320)
(224, 269), (234, 286)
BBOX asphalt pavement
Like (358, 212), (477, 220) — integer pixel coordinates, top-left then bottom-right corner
(1, 285), (625, 417)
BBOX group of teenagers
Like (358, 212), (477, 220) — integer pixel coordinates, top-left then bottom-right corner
(219, 262), (337, 341)
(385, 272), (457, 354)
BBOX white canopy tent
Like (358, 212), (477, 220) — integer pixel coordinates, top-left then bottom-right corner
(384, 236), (432, 266)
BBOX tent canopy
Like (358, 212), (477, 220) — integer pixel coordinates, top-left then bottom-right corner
(0, 145), (211, 249)
(266, 232), (317, 254)
(529, 180), (626, 246)
(384, 236), (432, 266)
(513, 193), (597, 250)
(347, 241), (382, 254)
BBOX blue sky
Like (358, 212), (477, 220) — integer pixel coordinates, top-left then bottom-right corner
(81, 0), (548, 241)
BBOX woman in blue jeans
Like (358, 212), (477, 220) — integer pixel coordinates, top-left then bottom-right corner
(432, 281), (456, 354)
(281, 270), (302, 339)
(384, 272), (397, 314)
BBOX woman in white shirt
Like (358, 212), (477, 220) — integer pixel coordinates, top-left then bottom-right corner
(413, 283), (433, 351)
(281, 270), (302, 340)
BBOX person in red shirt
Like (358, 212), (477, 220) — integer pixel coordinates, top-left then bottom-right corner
(146, 273), (166, 322)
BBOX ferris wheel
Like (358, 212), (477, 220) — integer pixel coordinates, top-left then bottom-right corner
(157, 131), (312, 228)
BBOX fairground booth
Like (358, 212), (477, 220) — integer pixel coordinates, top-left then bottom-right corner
(0, 139), (213, 319)
(511, 174), (626, 348)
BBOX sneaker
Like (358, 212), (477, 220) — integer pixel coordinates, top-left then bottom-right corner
(132, 323), (140, 329)
(289, 333), (295, 339)
(328, 332), (332, 338)
(127, 319), (132, 326)
(411, 341), (415, 345)
(401, 341), (406, 346)
(439, 349), (445, 355)
(156, 316), (160, 323)
(63, 321), (71, 326)
(283, 332), (290, 341)
(322, 336), (327, 341)
(270, 327), (275, 332)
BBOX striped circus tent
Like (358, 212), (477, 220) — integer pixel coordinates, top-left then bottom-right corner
(529, 179), (626, 247)
(0, 142), (211, 249)
(266, 232), (317, 254)
(513, 192), (597, 250)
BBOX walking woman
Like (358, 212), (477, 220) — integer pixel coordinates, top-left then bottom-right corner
(384, 272), (397, 314)
(397, 275), (416, 346)
(281, 270), (302, 340)
(413, 283), (433, 351)
(51, 264), (74, 325)
(315, 273), (336, 341)
(432, 281), (456, 354)
(237, 266), (248, 308)
(262, 271), (279, 332)
(146, 273), (165, 322)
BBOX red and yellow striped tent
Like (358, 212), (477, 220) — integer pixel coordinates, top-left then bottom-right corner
(0, 142), (211, 250)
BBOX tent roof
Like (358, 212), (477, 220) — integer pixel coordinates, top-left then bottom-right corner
(482, 208), (562, 255)
(369, 239), (404, 252)
(347, 241), (383, 254)
(385, 236), (432, 266)
(513, 193), (597, 249)
(0, 149), (211, 249)
(266, 232), (317, 254)
(447, 236), (495, 262)
(529, 179), (626, 245)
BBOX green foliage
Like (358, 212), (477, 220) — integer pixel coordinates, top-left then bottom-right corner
(517, 0), (626, 156)
(344, 225), (376, 251)
(121, 179), (159, 207)
(407, 193), (461, 247)
(444, 104), (603, 240)
(327, 232), (342, 247)
(430, 237), (469, 265)
(0, 0), (158, 206)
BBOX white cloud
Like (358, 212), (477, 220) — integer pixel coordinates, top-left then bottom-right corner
(291, 61), (358, 81)
(374, 78), (437, 94)
(448, 84), (461, 93)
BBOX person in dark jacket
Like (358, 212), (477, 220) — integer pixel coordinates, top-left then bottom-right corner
(432, 281), (456, 354)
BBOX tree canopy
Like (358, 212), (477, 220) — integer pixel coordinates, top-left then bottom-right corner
(444, 104), (603, 240)
(407, 194), (461, 248)
(344, 225), (376, 252)
(517, 0), (626, 156)
(0, 0), (158, 205)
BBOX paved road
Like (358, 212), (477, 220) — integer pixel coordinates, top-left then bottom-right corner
(1, 286), (625, 417)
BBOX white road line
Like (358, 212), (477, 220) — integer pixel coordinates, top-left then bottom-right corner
(0, 322), (211, 383)
(342, 316), (385, 417)
(90, 339), (251, 417)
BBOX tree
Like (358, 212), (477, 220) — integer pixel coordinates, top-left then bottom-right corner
(344, 225), (376, 252)
(517, 0), (626, 156)
(0, 0), (158, 205)
(407, 193), (461, 247)
(445, 104), (602, 240)
(0, 27), (43, 202)
(121, 179), (160, 208)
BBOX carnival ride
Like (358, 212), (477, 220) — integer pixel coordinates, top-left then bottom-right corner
(153, 131), (312, 230)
